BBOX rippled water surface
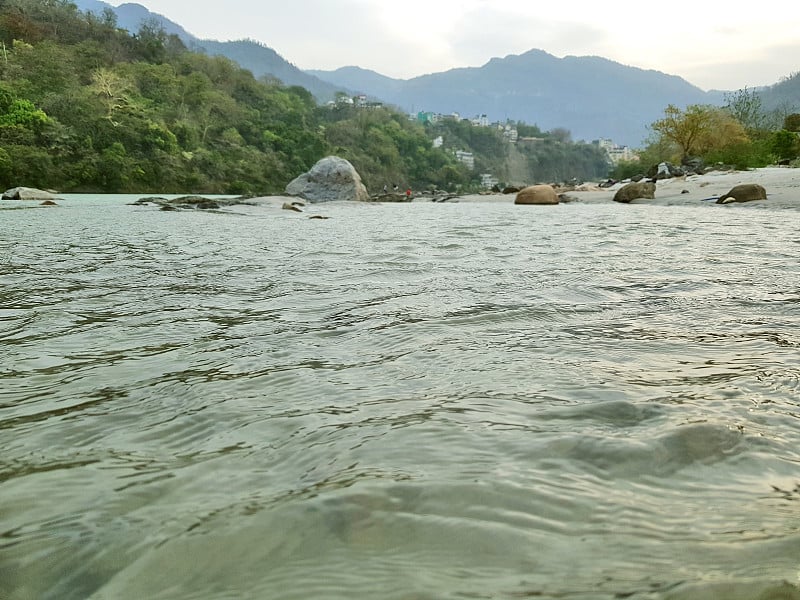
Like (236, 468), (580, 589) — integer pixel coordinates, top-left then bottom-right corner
(2, 195), (800, 599)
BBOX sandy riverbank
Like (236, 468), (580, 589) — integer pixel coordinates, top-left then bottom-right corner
(199, 166), (800, 213)
(452, 167), (800, 208)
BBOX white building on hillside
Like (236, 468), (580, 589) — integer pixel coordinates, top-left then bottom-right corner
(455, 150), (475, 170)
(502, 125), (518, 143)
(594, 138), (638, 165)
(480, 173), (499, 189)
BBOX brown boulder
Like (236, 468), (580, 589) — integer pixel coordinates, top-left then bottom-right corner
(716, 183), (767, 204)
(613, 182), (656, 203)
(514, 185), (559, 205)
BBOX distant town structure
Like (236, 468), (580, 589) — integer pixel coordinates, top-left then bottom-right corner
(455, 150), (475, 170)
(501, 124), (518, 143)
(480, 173), (499, 189)
(594, 138), (638, 165)
(471, 114), (490, 127)
(432, 136), (444, 148)
(327, 94), (383, 110)
(416, 111), (440, 124)
(417, 111), (463, 124)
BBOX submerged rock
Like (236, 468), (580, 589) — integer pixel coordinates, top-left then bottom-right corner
(613, 181), (656, 203)
(369, 192), (411, 203)
(132, 196), (225, 210)
(514, 184), (559, 205)
(716, 183), (767, 204)
(285, 156), (369, 203)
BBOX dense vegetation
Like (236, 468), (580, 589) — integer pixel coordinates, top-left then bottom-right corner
(612, 87), (800, 179)
(0, 0), (610, 194)
(0, 0), (337, 193)
(425, 119), (609, 185)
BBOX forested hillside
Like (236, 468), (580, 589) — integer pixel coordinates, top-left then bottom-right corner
(0, 0), (610, 194)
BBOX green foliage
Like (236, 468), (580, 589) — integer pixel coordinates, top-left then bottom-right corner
(725, 87), (768, 133)
(0, 97), (48, 129)
(651, 104), (749, 160)
(609, 159), (645, 180)
(647, 91), (800, 170)
(769, 130), (800, 161)
(0, 0), (626, 193)
(784, 114), (800, 132)
(426, 118), (608, 186)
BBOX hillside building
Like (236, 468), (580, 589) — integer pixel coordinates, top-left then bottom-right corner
(501, 125), (518, 143)
(593, 138), (638, 164)
(455, 150), (475, 170)
(480, 173), (499, 189)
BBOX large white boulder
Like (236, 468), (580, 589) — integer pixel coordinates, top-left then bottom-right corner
(2, 187), (57, 201)
(285, 156), (369, 203)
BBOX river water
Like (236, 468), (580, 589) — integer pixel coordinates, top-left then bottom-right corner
(2, 194), (800, 599)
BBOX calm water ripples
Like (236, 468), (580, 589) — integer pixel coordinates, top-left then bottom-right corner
(2, 195), (800, 599)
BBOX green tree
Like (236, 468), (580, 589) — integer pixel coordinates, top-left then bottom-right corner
(784, 113), (800, 132)
(651, 104), (748, 160)
(0, 97), (48, 129)
(724, 86), (768, 133)
(769, 130), (799, 161)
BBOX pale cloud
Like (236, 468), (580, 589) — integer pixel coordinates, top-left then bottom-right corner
(112, 0), (800, 90)
(446, 6), (612, 66)
(680, 43), (800, 91)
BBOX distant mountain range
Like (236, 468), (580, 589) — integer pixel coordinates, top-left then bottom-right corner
(73, 1), (797, 146)
(309, 54), (726, 145)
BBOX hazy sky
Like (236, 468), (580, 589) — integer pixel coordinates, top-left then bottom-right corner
(113, 0), (799, 90)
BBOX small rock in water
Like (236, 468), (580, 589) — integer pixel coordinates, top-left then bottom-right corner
(282, 202), (303, 212)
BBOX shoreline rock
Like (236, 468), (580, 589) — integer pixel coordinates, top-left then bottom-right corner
(514, 184), (559, 205)
(3, 187), (59, 201)
(613, 181), (656, 203)
(716, 183), (767, 204)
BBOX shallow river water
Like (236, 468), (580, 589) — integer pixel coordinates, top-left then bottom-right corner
(2, 195), (800, 599)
